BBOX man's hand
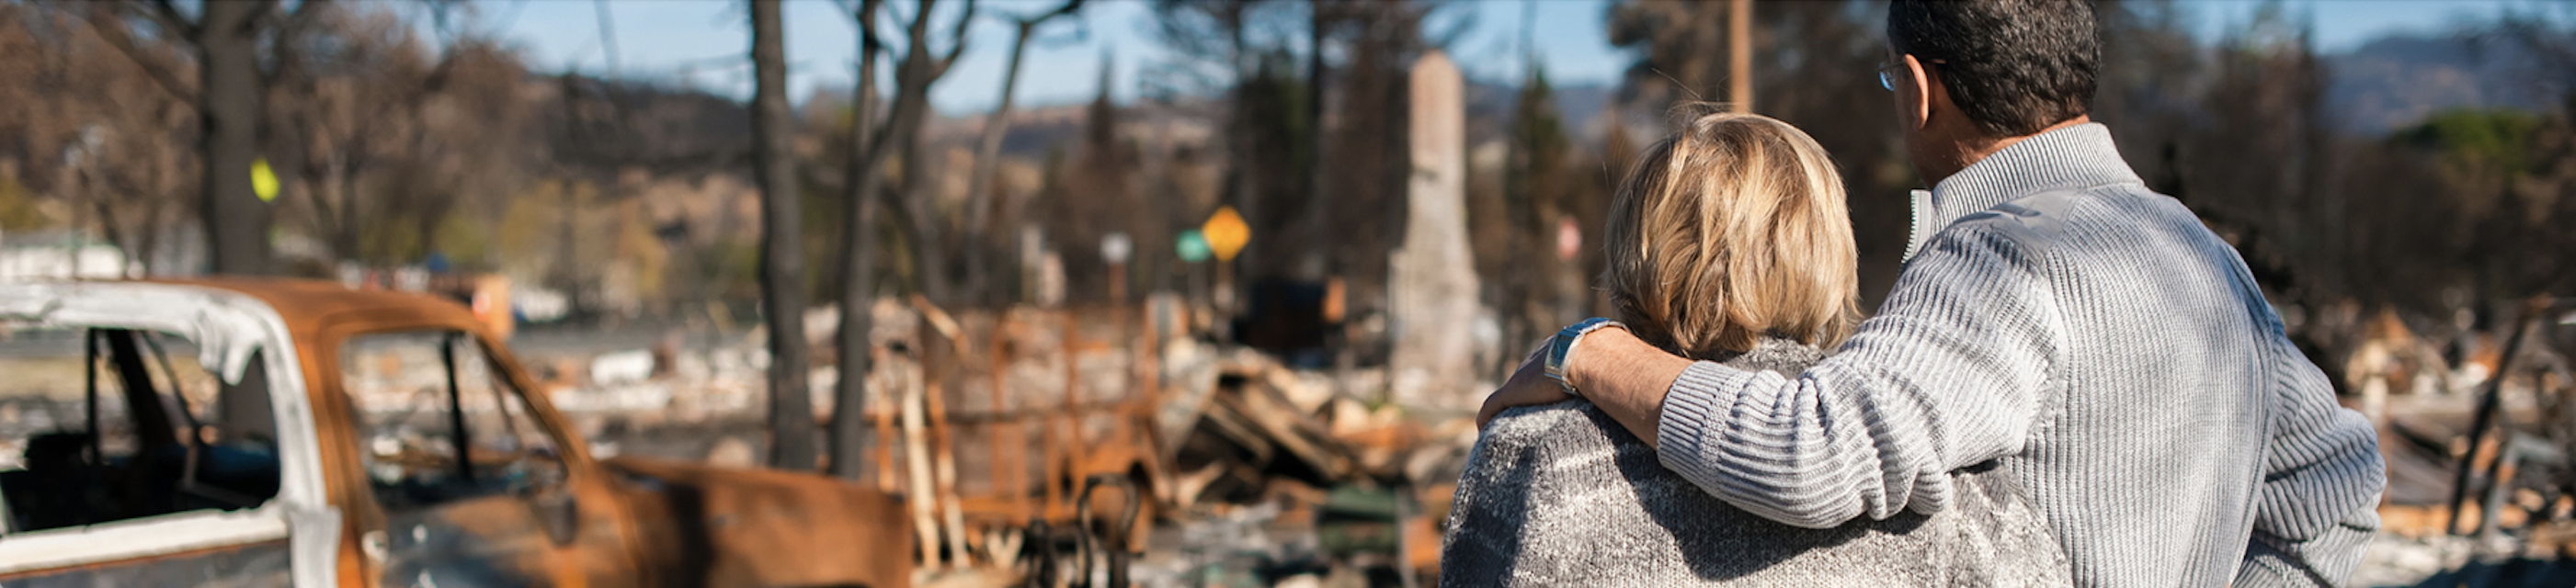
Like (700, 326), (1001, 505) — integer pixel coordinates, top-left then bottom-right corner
(1477, 326), (1693, 447)
(1476, 345), (1572, 429)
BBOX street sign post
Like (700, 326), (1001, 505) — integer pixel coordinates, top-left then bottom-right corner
(1102, 232), (1132, 305)
(1199, 207), (1250, 339)
(1100, 232), (1133, 265)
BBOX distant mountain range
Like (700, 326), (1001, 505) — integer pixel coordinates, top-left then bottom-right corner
(901, 31), (2562, 163)
(1462, 79), (1615, 148)
(1510, 35), (2568, 141)
(2324, 33), (2559, 136)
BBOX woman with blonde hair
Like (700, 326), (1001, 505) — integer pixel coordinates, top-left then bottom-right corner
(1440, 110), (2068, 585)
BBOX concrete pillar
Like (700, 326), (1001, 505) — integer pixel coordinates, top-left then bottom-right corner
(1387, 51), (1489, 410)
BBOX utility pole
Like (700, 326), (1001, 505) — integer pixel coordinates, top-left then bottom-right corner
(1729, 0), (1752, 113)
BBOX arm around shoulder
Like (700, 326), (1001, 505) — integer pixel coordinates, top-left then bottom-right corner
(1635, 223), (2067, 529)
(1560, 327), (1693, 449)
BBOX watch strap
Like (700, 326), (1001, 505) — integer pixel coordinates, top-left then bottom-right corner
(1544, 317), (1623, 397)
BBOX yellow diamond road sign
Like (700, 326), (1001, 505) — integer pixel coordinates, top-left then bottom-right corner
(1202, 206), (1250, 263)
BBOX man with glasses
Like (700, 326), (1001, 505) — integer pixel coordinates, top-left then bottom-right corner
(1878, 57), (1932, 92)
(1479, 0), (2385, 585)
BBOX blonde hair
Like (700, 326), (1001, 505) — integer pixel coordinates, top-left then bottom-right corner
(1601, 108), (1862, 359)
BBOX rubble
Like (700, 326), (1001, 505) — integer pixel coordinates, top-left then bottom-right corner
(494, 292), (1479, 586)
(483, 291), (2576, 587)
(2335, 298), (2576, 587)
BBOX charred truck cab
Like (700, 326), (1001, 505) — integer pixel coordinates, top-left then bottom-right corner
(0, 279), (910, 587)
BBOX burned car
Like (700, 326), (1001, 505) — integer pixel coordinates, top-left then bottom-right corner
(0, 278), (909, 587)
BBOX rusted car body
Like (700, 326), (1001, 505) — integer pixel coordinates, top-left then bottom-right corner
(0, 278), (909, 587)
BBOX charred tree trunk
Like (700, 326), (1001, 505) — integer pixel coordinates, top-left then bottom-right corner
(959, 22), (1036, 306)
(339, 163), (362, 261)
(961, 0), (1083, 305)
(201, 0), (269, 276)
(820, 0), (982, 476)
(895, 93), (949, 304)
(752, 0), (816, 471)
(832, 0), (886, 481)
(884, 0), (975, 305)
(1304, 4), (1328, 266)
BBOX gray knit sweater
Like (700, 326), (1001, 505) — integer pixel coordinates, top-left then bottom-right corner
(1652, 124), (2386, 586)
(1443, 338), (2072, 586)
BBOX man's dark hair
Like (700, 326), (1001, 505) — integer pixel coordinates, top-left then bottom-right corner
(1887, 0), (2101, 137)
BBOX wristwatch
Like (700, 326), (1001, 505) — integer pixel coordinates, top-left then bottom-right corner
(1544, 317), (1624, 398)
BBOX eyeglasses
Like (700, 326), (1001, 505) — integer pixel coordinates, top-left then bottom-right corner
(1876, 57), (1944, 92)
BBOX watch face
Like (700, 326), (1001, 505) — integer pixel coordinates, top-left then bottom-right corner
(1545, 336), (1568, 375)
(1546, 319), (1613, 397)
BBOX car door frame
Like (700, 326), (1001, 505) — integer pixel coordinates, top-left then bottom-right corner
(312, 310), (644, 587)
(0, 282), (338, 587)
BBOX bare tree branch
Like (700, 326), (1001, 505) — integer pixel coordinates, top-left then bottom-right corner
(1035, 0), (1085, 23)
(145, 0), (199, 38)
(413, 40), (468, 96)
(855, 0), (883, 58)
(957, 0), (1084, 298)
(260, 1), (336, 94)
(291, 0), (331, 21)
(887, 0), (919, 37)
(869, 179), (932, 294)
(934, 0), (977, 74)
(257, 0), (329, 37)
(869, 0), (940, 170)
(240, 0), (280, 30)
(896, 0), (935, 68)
(85, 6), (199, 105)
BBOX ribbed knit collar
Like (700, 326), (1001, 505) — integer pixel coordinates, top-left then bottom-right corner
(1901, 122), (2144, 263)
(1718, 335), (1828, 377)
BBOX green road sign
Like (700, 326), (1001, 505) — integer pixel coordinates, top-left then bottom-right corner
(1176, 230), (1211, 263)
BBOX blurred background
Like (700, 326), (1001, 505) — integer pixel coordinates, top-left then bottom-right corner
(2, 0), (2574, 585)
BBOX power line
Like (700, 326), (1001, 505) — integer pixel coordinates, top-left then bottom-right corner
(594, 0), (621, 78)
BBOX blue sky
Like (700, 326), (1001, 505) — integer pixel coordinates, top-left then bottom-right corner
(447, 0), (2559, 117)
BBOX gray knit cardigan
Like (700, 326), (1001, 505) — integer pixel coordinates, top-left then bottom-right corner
(1441, 338), (2070, 586)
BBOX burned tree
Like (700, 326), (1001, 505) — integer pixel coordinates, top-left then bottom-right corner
(0, 5), (197, 275)
(268, 3), (524, 267)
(831, 0), (884, 481)
(890, 0), (980, 305)
(83, 0), (320, 276)
(829, 0), (978, 478)
(750, 0), (816, 470)
(961, 0), (1086, 305)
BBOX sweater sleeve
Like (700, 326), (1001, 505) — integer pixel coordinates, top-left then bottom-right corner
(2232, 336), (2385, 587)
(1655, 223), (2063, 528)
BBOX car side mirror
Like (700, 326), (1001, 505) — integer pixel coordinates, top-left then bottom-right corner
(530, 490), (579, 547)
